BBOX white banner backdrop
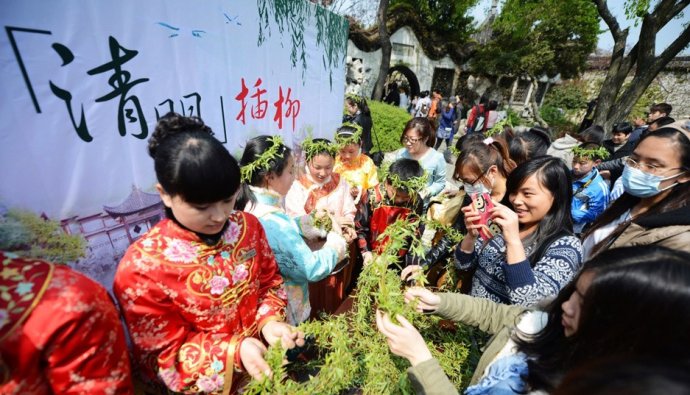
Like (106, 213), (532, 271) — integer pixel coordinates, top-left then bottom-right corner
(0, 0), (348, 286)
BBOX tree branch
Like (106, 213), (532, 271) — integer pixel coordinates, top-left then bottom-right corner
(652, 20), (690, 71)
(651, 0), (690, 29)
(592, 0), (622, 41)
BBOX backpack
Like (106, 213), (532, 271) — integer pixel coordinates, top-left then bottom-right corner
(471, 105), (488, 132)
(420, 102), (429, 117)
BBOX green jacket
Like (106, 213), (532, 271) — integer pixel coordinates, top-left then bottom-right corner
(407, 293), (527, 395)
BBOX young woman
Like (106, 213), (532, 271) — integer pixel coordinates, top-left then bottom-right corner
(333, 123), (380, 205)
(237, 136), (347, 325)
(434, 100), (456, 152)
(508, 126), (551, 165)
(395, 117), (447, 203)
(343, 94), (373, 154)
(455, 156), (582, 306)
(285, 137), (356, 241)
(582, 127), (690, 258)
(114, 114), (303, 394)
(378, 246), (690, 394)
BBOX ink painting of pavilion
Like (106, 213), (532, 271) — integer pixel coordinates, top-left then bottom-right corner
(61, 185), (164, 291)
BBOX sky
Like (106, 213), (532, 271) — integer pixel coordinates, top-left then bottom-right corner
(468, 0), (690, 55)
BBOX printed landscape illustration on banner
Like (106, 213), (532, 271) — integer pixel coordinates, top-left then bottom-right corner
(0, 0), (348, 289)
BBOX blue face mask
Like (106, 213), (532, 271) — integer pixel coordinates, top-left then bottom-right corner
(463, 181), (490, 196)
(621, 165), (683, 198)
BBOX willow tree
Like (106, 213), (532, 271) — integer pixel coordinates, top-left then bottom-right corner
(471, 0), (599, 126)
(592, 0), (690, 131)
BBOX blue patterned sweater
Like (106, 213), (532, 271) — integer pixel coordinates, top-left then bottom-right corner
(455, 234), (583, 307)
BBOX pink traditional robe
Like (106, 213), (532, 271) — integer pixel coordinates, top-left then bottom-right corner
(0, 252), (133, 394)
(285, 171), (356, 224)
(113, 211), (287, 394)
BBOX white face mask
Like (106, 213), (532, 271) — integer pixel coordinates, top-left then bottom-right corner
(463, 180), (490, 196)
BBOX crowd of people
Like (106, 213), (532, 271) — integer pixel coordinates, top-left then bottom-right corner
(1, 93), (689, 394)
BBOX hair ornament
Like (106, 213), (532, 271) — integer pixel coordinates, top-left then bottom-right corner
(571, 145), (610, 161)
(301, 137), (339, 162)
(483, 137), (495, 145)
(335, 122), (363, 148)
(240, 135), (286, 183)
(379, 160), (429, 196)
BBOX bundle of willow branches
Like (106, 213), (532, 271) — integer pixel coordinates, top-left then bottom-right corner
(245, 218), (476, 394)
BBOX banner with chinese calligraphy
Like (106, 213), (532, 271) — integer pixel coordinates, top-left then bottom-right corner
(0, 0), (348, 287)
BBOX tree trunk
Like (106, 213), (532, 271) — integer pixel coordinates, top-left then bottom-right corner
(371, 0), (391, 101)
(529, 77), (548, 127)
(591, 0), (690, 134)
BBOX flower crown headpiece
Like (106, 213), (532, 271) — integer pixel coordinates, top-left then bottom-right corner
(302, 137), (339, 162)
(240, 135), (286, 183)
(379, 161), (429, 195)
(345, 93), (365, 106)
(571, 145), (610, 161)
(334, 122), (363, 147)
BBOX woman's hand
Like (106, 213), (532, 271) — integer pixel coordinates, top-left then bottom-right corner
(489, 201), (520, 244)
(239, 337), (271, 380)
(341, 226), (357, 243)
(350, 186), (360, 198)
(461, 204), (481, 240)
(404, 287), (441, 313)
(261, 321), (306, 349)
(400, 265), (423, 282)
(375, 310), (433, 367)
(362, 251), (374, 266)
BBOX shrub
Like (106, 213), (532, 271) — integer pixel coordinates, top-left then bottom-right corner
(369, 100), (411, 153)
(543, 81), (588, 111)
(0, 209), (86, 262)
(540, 104), (578, 138)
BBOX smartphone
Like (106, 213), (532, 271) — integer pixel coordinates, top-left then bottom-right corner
(471, 192), (501, 240)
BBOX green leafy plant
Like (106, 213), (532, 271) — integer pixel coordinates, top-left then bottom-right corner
(0, 209), (86, 262)
(572, 145), (610, 161)
(368, 101), (412, 153)
(245, 217), (475, 394)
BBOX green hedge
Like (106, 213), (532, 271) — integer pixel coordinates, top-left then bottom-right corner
(369, 100), (412, 153)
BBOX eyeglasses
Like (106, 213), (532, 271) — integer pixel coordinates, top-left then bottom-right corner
(402, 136), (424, 144)
(453, 168), (487, 185)
(625, 157), (681, 175)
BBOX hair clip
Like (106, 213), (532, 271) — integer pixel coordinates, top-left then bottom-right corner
(483, 137), (494, 145)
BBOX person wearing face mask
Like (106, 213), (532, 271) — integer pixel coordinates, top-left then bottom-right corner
(404, 135), (515, 274)
(582, 127), (690, 259)
(378, 246), (690, 394)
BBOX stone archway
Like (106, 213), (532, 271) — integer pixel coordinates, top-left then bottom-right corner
(387, 65), (420, 99)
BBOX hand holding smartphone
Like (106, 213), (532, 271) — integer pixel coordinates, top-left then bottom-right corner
(470, 192), (502, 240)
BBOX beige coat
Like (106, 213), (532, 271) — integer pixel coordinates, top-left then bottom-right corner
(602, 204), (690, 254)
(406, 293), (527, 395)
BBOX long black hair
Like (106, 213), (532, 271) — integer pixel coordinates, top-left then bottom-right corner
(148, 112), (240, 205)
(517, 246), (690, 392)
(505, 156), (573, 264)
(234, 135), (292, 210)
(583, 127), (690, 256)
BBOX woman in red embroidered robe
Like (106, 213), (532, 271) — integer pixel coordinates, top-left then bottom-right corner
(0, 252), (133, 394)
(114, 113), (303, 394)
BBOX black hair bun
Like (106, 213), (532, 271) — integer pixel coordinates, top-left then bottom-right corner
(148, 112), (213, 158)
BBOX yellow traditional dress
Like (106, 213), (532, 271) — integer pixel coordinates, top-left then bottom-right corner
(113, 211), (286, 394)
(333, 154), (379, 204)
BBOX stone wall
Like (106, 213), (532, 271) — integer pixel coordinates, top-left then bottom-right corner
(581, 68), (690, 119)
(346, 26), (457, 98)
